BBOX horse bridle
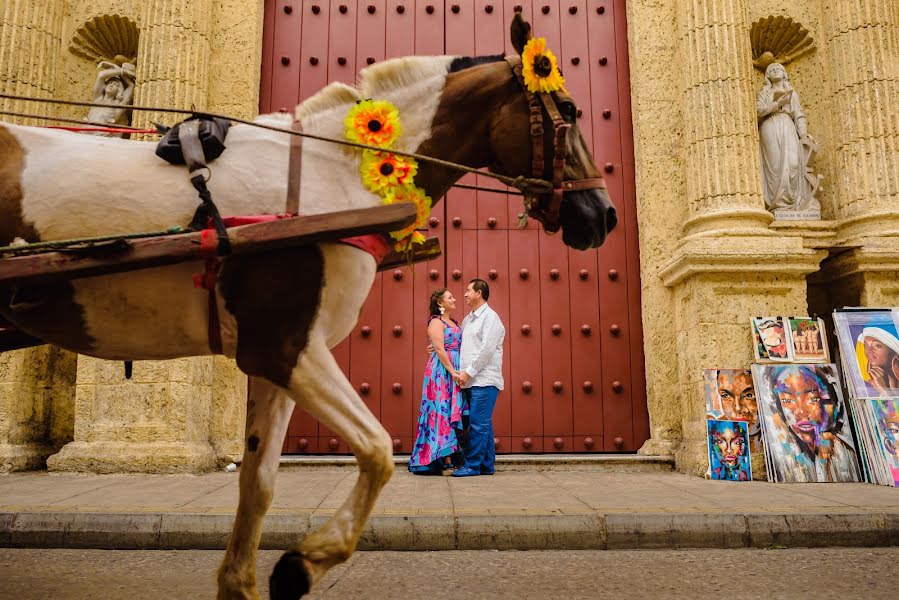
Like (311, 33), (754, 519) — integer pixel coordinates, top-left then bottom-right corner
(505, 56), (606, 233)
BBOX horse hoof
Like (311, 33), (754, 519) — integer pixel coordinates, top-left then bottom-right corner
(269, 550), (310, 600)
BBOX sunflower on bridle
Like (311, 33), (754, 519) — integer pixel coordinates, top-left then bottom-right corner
(521, 37), (566, 94)
(344, 99), (402, 147)
(360, 150), (419, 194)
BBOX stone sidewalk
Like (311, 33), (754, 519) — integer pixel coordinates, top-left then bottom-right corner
(1, 467), (897, 551)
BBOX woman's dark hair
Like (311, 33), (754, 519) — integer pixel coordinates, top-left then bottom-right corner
(470, 278), (489, 301)
(429, 288), (449, 317)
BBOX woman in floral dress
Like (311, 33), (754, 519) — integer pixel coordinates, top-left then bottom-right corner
(409, 288), (468, 475)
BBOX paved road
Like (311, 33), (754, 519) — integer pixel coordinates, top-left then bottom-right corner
(0, 548), (896, 599)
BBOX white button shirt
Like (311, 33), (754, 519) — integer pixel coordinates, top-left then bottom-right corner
(460, 303), (505, 390)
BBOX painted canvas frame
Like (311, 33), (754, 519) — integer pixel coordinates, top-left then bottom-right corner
(788, 317), (829, 363)
(751, 363), (861, 483)
(833, 309), (899, 399)
(707, 420), (752, 481)
(752, 316), (793, 362)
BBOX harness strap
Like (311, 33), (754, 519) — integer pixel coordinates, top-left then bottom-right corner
(286, 118), (303, 215)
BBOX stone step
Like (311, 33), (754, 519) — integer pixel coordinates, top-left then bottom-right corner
(276, 454), (675, 472)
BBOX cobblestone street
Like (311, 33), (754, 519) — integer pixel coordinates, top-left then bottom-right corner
(1, 548), (896, 599)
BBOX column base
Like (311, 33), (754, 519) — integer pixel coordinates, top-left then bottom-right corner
(47, 441), (217, 474)
(0, 443), (55, 473)
(637, 437), (679, 457)
(673, 440), (709, 477)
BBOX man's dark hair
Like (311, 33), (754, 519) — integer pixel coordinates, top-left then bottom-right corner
(469, 278), (490, 301)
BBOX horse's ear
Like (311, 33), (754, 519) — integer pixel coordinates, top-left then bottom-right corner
(510, 12), (532, 55)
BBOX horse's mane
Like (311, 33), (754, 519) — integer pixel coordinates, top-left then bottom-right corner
(358, 55), (456, 97)
(295, 82), (362, 121)
(257, 54), (505, 126)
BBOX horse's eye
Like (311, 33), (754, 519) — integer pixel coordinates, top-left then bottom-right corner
(559, 101), (577, 122)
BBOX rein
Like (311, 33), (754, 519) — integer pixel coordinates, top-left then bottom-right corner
(0, 93), (552, 200)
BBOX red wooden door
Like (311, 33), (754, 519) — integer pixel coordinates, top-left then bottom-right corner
(260, 0), (647, 455)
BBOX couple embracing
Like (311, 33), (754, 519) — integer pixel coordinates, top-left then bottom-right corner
(408, 279), (505, 477)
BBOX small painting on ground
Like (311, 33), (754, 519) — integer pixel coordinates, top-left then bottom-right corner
(707, 420), (752, 481)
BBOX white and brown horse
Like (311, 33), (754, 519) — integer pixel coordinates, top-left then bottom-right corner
(0, 16), (615, 600)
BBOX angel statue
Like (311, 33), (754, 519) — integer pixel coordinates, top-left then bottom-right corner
(756, 62), (823, 216)
(86, 60), (136, 135)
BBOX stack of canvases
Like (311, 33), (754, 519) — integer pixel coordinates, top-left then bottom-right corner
(749, 316), (861, 483)
(833, 309), (899, 487)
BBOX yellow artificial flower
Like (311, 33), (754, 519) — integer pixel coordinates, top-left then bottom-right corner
(382, 185), (431, 245)
(521, 37), (567, 94)
(345, 99), (402, 147)
(360, 151), (418, 194)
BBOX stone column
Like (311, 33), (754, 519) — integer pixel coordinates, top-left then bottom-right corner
(823, 2), (899, 237)
(48, 357), (218, 473)
(817, 2), (899, 306)
(0, 0), (64, 125)
(209, 356), (247, 463)
(0, 347), (76, 472)
(0, 0), (75, 472)
(659, 0), (825, 475)
(132, 0), (213, 129)
(678, 0), (772, 237)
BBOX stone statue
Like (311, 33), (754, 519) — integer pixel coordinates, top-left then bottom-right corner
(756, 62), (823, 218)
(86, 60), (136, 134)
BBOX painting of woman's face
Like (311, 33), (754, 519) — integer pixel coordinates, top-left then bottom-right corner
(716, 371), (758, 430)
(864, 336), (894, 368)
(775, 370), (831, 448)
(713, 427), (746, 467)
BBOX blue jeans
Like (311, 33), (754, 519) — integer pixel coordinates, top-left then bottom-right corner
(462, 386), (498, 473)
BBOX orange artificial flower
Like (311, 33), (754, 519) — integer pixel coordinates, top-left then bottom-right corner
(382, 185), (431, 247)
(521, 37), (566, 94)
(344, 99), (402, 147)
(360, 150), (418, 194)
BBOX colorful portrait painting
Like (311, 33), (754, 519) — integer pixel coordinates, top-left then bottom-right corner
(751, 363), (861, 483)
(871, 399), (899, 486)
(833, 310), (899, 399)
(752, 317), (792, 362)
(704, 369), (761, 452)
(789, 317), (829, 362)
(707, 420), (752, 481)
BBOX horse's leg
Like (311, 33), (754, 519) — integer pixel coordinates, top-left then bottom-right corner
(218, 376), (295, 600)
(269, 334), (393, 597)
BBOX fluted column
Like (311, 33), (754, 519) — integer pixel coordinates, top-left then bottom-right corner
(679, 0), (771, 236)
(133, 0), (213, 129)
(823, 2), (899, 238)
(0, 0), (64, 124)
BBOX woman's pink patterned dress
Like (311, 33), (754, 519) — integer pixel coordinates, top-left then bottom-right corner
(409, 317), (467, 474)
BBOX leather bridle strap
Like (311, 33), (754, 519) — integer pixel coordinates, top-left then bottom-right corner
(504, 55), (607, 232)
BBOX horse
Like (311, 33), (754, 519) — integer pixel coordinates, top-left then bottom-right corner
(0, 15), (615, 600)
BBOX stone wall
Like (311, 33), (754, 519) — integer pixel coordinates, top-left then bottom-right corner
(0, 0), (263, 473)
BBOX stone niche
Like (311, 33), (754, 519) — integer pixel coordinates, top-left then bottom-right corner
(751, 15), (824, 221)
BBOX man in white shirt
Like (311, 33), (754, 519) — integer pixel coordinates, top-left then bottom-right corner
(452, 279), (505, 477)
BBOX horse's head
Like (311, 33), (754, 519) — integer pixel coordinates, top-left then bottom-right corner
(488, 14), (617, 250)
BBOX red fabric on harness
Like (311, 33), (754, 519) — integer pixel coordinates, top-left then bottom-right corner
(339, 234), (393, 264)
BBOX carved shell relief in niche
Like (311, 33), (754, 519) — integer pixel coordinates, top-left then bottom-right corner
(69, 14), (138, 66)
(750, 15), (816, 72)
